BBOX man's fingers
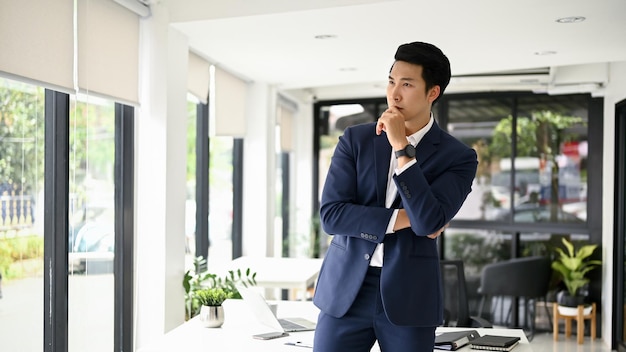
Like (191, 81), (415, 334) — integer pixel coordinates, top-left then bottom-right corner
(427, 225), (447, 239)
(376, 119), (385, 135)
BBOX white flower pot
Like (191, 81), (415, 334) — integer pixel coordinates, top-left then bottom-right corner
(557, 304), (592, 316)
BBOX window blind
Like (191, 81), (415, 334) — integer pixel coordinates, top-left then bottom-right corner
(214, 67), (248, 137)
(0, 0), (74, 91)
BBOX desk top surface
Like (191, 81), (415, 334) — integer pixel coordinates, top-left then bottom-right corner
(138, 300), (533, 352)
(226, 256), (324, 286)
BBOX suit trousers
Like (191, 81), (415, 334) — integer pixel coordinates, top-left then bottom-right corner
(313, 266), (436, 352)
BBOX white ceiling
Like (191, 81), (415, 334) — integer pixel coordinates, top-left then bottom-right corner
(166, 0), (626, 101)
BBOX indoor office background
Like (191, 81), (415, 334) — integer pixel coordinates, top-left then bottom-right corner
(1, 1), (626, 352)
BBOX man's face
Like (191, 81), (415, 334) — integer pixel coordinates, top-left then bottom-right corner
(386, 61), (438, 123)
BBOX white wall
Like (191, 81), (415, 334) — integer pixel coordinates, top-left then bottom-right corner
(600, 60), (626, 346)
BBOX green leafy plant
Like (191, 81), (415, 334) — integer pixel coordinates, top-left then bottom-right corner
(195, 287), (231, 306)
(551, 238), (601, 298)
(182, 256), (257, 319)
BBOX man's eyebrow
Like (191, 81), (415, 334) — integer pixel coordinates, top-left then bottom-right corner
(388, 75), (415, 81)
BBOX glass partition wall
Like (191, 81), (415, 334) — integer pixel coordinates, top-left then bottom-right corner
(313, 91), (602, 333)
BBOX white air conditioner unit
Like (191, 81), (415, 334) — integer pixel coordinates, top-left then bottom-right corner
(447, 69), (551, 93)
(113, 0), (151, 17)
(541, 63), (608, 96)
(545, 82), (605, 96)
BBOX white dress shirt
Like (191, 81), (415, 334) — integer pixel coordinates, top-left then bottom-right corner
(369, 115), (434, 267)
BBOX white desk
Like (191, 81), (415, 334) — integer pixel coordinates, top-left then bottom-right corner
(138, 299), (533, 352)
(226, 256), (323, 300)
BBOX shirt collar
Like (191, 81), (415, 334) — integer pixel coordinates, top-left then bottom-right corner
(407, 112), (434, 146)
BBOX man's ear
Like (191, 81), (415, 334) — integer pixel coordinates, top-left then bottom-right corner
(428, 86), (440, 104)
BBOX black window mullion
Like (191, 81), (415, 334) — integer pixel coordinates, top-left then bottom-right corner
(232, 138), (244, 259)
(43, 89), (70, 352)
(114, 103), (135, 352)
(281, 151), (290, 258)
(195, 102), (210, 267)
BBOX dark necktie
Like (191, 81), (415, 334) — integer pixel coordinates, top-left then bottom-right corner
(391, 193), (402, 208)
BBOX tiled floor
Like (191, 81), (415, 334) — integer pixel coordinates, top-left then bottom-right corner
(530, 331), (613, 352)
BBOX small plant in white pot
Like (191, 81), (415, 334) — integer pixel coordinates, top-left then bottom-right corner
(551, 237), (601, 311)
(182, 256), (257, 320)
(196, 287), (231, 328)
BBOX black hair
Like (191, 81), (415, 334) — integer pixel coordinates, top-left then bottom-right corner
(392, 41), (451, 104)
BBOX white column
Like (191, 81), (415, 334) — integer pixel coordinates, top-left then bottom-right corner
(242, 83), (277, 258)
(134, 3), (188, 349)
(291, 96), (315, 257)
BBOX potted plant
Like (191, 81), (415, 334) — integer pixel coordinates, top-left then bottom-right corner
(182, 256), (257, 320)
(551, 237), (601, 308)
(195, 287), (231, 328)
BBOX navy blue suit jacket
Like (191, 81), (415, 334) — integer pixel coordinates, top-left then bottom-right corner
(313, 120), (478, 327)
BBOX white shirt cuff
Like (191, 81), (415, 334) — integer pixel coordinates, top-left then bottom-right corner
(395, 158), (417, 175)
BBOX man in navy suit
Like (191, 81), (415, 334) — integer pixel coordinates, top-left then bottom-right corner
(312, 42), (478, 352)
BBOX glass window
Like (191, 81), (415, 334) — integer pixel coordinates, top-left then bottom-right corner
(0, 77), (45, 352)
(185, 99), (197, 269)
(450, 94), (589, 225)
(67, 93), (115, 352)
(316, 102), (384, 256)
(184, 98), (235, 270)
(443, 227), (511, 318)
(447, 97), (514, 221)
(443, 228), (511, 275)
(514, 96), (588, 224)
(207, 136), (234, 269)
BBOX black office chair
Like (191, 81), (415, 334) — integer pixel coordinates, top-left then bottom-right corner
(477, 256), (552, 341)
(440, 260), (492, 328)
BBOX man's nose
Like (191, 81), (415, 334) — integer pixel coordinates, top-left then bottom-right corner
(391, 87), (401, 102)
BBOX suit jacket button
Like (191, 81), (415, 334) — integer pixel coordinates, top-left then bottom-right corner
(364, 254), (370, 260)
(372, 235), (378, 240)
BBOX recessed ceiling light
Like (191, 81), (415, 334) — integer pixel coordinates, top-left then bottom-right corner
(339, 67), (356, 72)
(556, 16), (586, 23)
(534, 50), (557, 56)
(314, 34), (337, 40)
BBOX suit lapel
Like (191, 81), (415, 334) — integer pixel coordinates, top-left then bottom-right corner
(374, 135), (392, 205)
(415, 121), (442, 165)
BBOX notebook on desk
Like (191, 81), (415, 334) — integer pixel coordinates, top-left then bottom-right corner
(435, 330), (480, 350)
(469, 335), (520, 351)
(236, 285), (317, 332)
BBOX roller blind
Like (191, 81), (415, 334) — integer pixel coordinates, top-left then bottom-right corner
(78, 0), (140, 104)
(214, 67), (248, 137)
(0, 0), (74, 91)
(0, 0), (140, 104)
(278, 105), (294, 152)
(188, 52), (210, 104)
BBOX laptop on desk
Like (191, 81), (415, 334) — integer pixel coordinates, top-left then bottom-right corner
(236, 285), (317, 332)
